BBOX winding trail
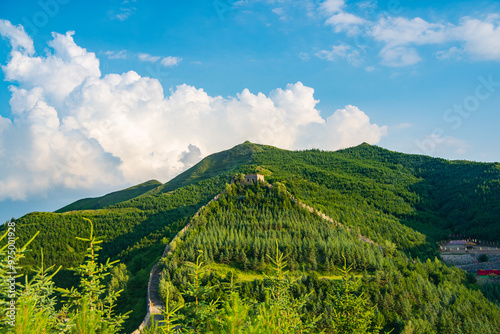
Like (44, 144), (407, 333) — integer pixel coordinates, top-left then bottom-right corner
(133, 183), (378, 333)
(132, 194), (220, 333)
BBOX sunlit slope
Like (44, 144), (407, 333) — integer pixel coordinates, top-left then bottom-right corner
(55, 179), (162, 213)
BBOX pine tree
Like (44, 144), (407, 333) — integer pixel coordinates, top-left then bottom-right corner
(328, 255), (381, 334)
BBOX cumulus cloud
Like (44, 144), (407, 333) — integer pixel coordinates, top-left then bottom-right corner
(0, 21), (387, 200)
(317, 105), (387, 148)
(2, 31), (101, 107)
(0, 20), (34, 55)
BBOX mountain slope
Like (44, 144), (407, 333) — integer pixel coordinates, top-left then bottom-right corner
(5, 141), (500, 332)
(157, 181), (500, 333)
(55, 179), (162, 213)
(150, 140), (265, 194)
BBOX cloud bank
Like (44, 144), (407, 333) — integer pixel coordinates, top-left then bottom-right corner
(0, 20), (387, 200)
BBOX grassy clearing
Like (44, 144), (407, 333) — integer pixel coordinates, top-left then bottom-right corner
(203, 262), (361, 283)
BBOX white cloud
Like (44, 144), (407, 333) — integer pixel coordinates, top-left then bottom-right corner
(324, 105), (387, 148)
(370, 16), (450, 66)
(0, 21), (388, 201)
(316, 44), (362, 66)
(436, 46), (463, 61)
(112, 0), (136, 21)
(272, 7), (287, 21)
(161, 56), (182, 67)
(319, 0), (345, 15)
(357, 0), (376, 10)
(0, 116), (11, 157)
(370, 17), (450, 47)
(454, 16), (500, 61)
(371, 15), (500, 65)
(0, 20), (34, 55)
(298, 105), (387, 150)
(269, 82), (324, 127)
(325, 12), (365, 35)
(316, 1), (500, 66)
(105, 50), (127, 59)
(2, 31), (101, 106)
(319, 0), (364, 36)
(138, 53), (160, 62)
(298, 52), (310, 61)
(316, 44), (350, 61)
(380, 46), (421, 67)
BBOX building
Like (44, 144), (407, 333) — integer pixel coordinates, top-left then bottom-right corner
(244, 174), (265, 184)
(231, 173), (265, 185)
(465, 242), (476, 251)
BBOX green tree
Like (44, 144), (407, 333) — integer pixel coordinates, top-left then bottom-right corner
(108, 263), (129, 294)
(328, 255), (381, 334)
(0, 218), (132, 333)
(183, 251), (219, 332)
(256, 242), (322, 334)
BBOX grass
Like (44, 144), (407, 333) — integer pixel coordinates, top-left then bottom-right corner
(203, 262), (361, 283)
(204, 263), (264, 282)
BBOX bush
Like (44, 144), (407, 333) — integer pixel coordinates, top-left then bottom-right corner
(479, 254), (489, 263)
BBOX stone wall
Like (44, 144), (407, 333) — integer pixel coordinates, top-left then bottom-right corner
(441, 254), (500, 273)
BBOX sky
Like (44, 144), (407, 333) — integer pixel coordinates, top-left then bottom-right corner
(0, 0), (500, 222)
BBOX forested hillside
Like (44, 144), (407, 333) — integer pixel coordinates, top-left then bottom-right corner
(158, 182), (500, 333)
(3, 141), (500, 332)
(56, 180), (162, 213)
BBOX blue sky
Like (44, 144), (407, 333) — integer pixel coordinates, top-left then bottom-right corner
(0, 0), (500, 222)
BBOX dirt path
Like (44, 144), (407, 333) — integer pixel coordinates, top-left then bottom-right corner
(132, 194), (220, 333)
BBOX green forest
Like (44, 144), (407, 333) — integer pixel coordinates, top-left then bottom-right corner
(1, 141), (500, 333)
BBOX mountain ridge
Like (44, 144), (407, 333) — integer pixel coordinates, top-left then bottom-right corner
(54, 141), (500, 216)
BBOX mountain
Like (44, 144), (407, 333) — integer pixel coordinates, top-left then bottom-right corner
(55, 179), (162, 213)
(4, 141), (500, 333)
